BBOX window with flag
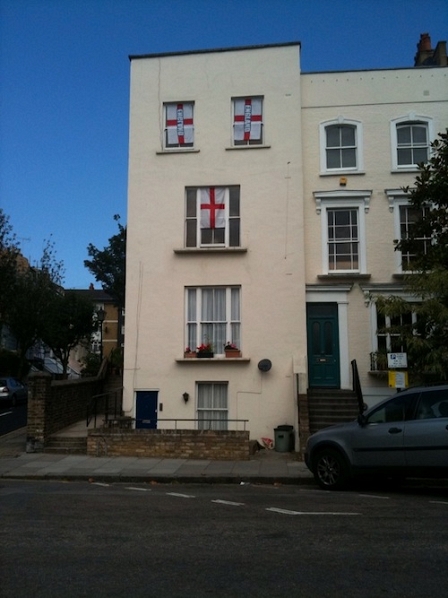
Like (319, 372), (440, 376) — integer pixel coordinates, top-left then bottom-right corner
(186, 287), (241, 355)
(164, 102), (194, 148)
(232, 97), (263, 145)
(185, 186), (240, 248)
(197, 383), (228, 431)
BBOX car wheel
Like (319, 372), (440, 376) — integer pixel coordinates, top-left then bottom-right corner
(313, 448), (349, 490)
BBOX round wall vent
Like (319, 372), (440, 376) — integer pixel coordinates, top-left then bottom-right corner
(258, 359), (272, 372)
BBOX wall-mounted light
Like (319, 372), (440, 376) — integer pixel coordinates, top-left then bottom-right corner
(182, 392), (189, 403)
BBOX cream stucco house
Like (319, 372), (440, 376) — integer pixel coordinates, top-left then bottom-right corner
(123, 38), (447, 451)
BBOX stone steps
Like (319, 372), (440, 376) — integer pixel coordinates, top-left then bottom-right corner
(307, 390), (360, 434)
(44, 436), (87, 455)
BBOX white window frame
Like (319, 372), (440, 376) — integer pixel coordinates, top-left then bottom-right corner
(185, 186), (240, 248)
(232, 96), (264, 146)
(314, 190), (370, 275)
(197, 382), (228, 431)
(390, 114), (432, 172)
(163, 101), (194, 149)
(319, 117), (363, 174)
(185, 286), (241, 355)
(386, 189), (431, 273)
(367, 291), (419, 356)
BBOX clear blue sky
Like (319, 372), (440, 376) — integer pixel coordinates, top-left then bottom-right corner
(1, 0), (447, 289)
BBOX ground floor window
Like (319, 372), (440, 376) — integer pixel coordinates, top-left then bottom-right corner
(197, 383), (228, 430)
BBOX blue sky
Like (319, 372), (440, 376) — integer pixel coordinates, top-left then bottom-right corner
(1, 0), (447, 288)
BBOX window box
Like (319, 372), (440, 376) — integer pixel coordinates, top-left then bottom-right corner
(197, 352), (214, 359)
(225, 349), (242, 358)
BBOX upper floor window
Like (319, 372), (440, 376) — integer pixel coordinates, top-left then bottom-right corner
(387, 190), (431, 273)
(398, 204), (431, 271)
(390, 115), (432, 171)
(314, 191), (370, 275)
(319, 118), (363, 173)
(186, 287), (241, 356)
(185, 186), (240, 248)
(164, 102), (194, 148)
(232, 97), (263, 145)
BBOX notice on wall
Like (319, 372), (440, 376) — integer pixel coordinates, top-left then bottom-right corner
(388, 370), (408, 389)
(387, 352), (408, 369)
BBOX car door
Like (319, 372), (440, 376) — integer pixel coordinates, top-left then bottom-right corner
(350, 392), (420, 470)
(404, 388), (448, 469)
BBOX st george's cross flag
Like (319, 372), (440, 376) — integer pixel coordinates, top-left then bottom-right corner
(233, 98), (262, 142)
(200, 187), (226, 229)
(166, 103), (194, 145)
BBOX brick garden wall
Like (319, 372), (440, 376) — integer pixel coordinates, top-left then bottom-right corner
(87, 428), (250, 460)
(27, 372), (103, 451)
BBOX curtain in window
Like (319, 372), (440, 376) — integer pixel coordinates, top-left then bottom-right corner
(198, 383), (228, 430)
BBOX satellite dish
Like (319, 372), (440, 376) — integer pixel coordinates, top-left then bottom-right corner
(258, 359), (272, 372)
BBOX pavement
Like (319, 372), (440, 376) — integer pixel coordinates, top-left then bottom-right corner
(0, 427), (315, 486)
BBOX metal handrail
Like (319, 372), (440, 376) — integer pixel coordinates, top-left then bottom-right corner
(87, 387), (123, 428)
(102, 417), (249, 431)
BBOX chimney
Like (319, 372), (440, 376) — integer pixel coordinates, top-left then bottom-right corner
(419, 33), (432, 52)
(414, 33), (433, 66)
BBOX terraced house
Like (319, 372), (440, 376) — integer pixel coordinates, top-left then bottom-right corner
(123, 36), (447, 452)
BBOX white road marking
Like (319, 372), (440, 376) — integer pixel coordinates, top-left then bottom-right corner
(92, 482), (110, 487)
(212, 499), (245, 506)
(358, 494), (390, 500)
(126, 487), (151, 492)
(266, 507), (360, 516)
(429, 500), (448, 505)
(166, 492), (195, 499)
(0, 411), (13, 417)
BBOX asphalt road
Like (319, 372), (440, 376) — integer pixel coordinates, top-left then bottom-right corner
(0, 403), (27, 436)
(1, 480), (447, 597)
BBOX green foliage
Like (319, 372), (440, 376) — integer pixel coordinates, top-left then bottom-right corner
(40, 291), (95, 377)
(80, 351), (102, 378)
(0, 348), (27, 378)
(0, 209), (21, 318)
(398, 130), (448, 271)
(379, 131), (448, 383)
(84, 215), (126, 309)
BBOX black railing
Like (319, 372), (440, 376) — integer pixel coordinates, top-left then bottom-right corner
(351, 359), (365, 415)
(101, 417), (249, 431)
(87, 387), (123, 428)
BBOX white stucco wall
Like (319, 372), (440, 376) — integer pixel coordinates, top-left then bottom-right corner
(124, 44), (307, 442)
(301, 67), (448, 402)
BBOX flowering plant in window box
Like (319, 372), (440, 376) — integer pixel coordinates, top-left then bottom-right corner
(196, 342), (214, 358)
(224, 342), (242, 358)
(184, 347), (197, 358)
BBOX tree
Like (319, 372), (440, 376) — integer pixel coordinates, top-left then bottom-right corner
(3, 238), (65, 376)
(40, 291), (96, 378)
(0, 208), (21, 318)
(378, 131), (448, 383)
(84, 215), (126, 309)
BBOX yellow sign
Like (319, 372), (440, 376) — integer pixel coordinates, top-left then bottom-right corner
(388, 370), (408, 389)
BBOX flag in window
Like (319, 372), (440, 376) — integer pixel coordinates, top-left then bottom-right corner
(234, 98), (262, 142)
(200, 188), (226, 229)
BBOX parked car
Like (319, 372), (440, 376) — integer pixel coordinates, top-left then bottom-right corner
(305, 385), (448, 490)
(0, 377), (28, 407)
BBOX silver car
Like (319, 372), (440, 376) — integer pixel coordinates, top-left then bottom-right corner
(305, 385), (448, 490)
(0, 377), (28, 407)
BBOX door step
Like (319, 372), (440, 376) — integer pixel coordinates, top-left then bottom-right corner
(307, 389), (360, 434)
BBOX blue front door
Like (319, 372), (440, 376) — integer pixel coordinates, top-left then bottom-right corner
(135, 391), (158, 429)
(307, 303), (340, 388)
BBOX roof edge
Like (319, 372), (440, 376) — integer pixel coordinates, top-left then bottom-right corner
(129, 41), (301, 61)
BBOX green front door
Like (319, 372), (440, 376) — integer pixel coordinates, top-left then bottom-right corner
(307, 303), (340, 388)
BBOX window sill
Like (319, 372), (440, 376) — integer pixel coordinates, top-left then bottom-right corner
(225, 145), (271, 151)
(156, 149), (200, 155)
(319, 170), (365, 177)
(318, 273), (371, 281)
(176, 357), (251, 363)
(174, 247), (248, 254)
(391, 167), (419, 174)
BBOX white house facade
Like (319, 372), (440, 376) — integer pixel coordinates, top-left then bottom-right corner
(123, 39), (448, 450)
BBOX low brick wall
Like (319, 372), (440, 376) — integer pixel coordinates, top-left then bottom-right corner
(27, 372), (103, 451)
(87, 428), (250, 460)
